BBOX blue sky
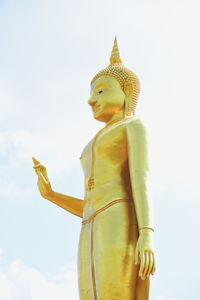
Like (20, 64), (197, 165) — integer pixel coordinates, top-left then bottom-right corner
(0, 0), (200, 299)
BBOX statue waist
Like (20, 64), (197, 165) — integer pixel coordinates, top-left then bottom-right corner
(82, 198), (132, 225)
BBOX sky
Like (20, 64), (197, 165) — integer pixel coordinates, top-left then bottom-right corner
(0, 0), (200, 299)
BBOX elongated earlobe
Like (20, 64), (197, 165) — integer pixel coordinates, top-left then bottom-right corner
(124, 83), (134, 117)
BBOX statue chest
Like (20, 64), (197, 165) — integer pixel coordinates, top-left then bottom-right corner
(80, 123), (128, 177)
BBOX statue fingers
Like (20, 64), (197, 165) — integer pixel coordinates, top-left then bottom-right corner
(151, 253), (156, 275)
(38, 171), (49, 184)
(34, 167), (42, 178)
(32, 156), (40, 166)
(33, 164), (48, 181)
(34, 168), (49, 184)
(34, 167), (41, 176)
(142, 252), (149, 280)
(147, 252), (154, 277)
(139, 251), (145, 278)
(33, 163), (46, 170)
(33, 165), (42, 174)
(42, 168), (49, 180)
(32, 156), (46, 172)
(39, 165), (49, 182)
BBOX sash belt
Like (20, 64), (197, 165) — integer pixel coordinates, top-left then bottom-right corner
(82, 199), (132, 225)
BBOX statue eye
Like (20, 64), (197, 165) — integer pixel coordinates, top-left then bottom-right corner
(97, 90), (104, 95)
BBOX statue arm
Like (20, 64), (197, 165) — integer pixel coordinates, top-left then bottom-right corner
(32, 157), (84, 218)
(126, 118), (153, 228)
(45, 191), (84, 218)
(126, 118), (156, 280)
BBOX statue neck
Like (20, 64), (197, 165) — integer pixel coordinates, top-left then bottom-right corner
(105, 110), (125, 127)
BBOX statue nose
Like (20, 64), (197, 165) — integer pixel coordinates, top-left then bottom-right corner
(88, 97), (96, 106)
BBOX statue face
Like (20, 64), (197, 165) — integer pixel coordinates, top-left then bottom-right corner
(88, 76), (125, 122)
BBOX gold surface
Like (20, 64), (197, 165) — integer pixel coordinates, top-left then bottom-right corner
(32, 38), (156, 299)
(91, 37), (140, 116)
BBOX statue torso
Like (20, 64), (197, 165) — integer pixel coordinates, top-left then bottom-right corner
(80, 118), (133, 220)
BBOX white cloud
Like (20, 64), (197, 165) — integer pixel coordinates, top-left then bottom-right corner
(0, 182), (32, 202)
(0, 249), (4, 263)
(0, 256), (79, 300)
(0, 87), (16, 122)
(0, 120), (97, 172)
(0, 134), (7, 155)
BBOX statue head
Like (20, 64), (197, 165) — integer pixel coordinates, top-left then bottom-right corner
(88, 37), (140, 122)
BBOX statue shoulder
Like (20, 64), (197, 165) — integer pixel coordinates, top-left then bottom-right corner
(125, 116), (149, 170)
(124, 116), (148, 137)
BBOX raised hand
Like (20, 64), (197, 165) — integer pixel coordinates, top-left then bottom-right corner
(134, 230), (156, 280)
(32, 157), (53, 199)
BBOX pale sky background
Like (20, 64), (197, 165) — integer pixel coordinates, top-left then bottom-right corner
(0, 0), (200, 299)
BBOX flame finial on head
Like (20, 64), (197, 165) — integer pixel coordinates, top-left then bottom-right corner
(110, 36), (123, 64)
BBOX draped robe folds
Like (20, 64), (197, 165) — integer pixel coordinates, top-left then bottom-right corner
(78, 117), (150, 300)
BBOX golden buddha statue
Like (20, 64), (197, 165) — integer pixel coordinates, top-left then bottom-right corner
(32, 37), (156, 300)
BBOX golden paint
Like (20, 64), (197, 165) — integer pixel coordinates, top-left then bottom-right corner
(91, 37), (140, 116)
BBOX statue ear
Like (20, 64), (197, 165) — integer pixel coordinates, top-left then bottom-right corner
(123, 83), (133, 117)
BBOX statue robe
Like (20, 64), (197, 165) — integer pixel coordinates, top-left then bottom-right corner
(78, 117), (150, 300)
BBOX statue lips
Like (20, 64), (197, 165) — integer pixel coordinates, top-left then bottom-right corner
(92, 104), (101, 113)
